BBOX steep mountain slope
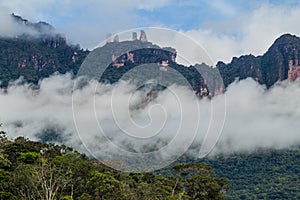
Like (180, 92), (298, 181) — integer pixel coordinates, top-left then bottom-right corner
(261, 34), (300, 87)
(217, 34), (300, 88)
(80, 41), (214, 96)
(0, 15), (89, 87)
(1, 15), (300, 94)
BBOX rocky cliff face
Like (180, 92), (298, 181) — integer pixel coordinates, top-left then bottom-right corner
(288, 59), (300, 80)
(0, 36), (88, 87)
(217, 55), (262, 87)
(0, 15), (89, 87)
(1, 14), (300, 95)
(261, 34), (300, 87)
(217, 34), (300, 88)
(111, 48), (176, 68)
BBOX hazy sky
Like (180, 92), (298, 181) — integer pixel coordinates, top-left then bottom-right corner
(1, 0), (300, 63)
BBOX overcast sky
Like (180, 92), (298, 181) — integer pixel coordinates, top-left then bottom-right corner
(1, 0), (300, 63)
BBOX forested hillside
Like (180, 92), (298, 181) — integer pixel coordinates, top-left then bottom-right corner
(174, 148), (300, 199)
(0, 36), (88, 87)
(0, 130), (227, 200)
(0, 14), (89, 87)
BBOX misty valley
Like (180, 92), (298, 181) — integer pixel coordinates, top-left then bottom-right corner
(0, 13), (300, 200)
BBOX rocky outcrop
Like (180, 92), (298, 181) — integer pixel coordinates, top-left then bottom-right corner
(113, 35), (119, 42)
(132, 32), (138, 41)
(217, 54), (262, 87)
(106, 33), (112, 44)
(260, 34), (300, 86)
(217, 34), (300, 88)
(139, 30), (148, 42)
(0, 15), (89, 87)
(107, 30), (148, 43)
(288, 59), (300, 80)
(111, 48), (176, 68)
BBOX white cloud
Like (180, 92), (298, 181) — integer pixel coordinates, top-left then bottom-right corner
(4, 1), (137, 47)
(1, 1), (299, 60)
(0, 11), (52, 37)
(213, 78), (300, 154)
(135, 0), (171, 10)
(0, 12), (20, 36)
(182, 29), (239, 65)
(0, 0), (170, 49)
(1, 75), (300, 168)
(206, 0), (237, 16)
(183, 3), (300, 64)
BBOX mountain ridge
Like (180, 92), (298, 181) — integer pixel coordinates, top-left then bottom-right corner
(1, 15), (300, 95)
(217, 33), (300, 88)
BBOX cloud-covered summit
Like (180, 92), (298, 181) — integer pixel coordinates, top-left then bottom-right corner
(0, 13), (58, 38)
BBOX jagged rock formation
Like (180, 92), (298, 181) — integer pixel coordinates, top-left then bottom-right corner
(261, 34), (300, 86)
(78, 39), (177, 82)
(113, 34), (119, 42)
(217, 54), (262, 87)
(102, 33), (300, 96)
(217, 34), (300, 88)
(111, 48), (176, 68)
(132, 32), (138, 41)
(139, 30), (148, 42)
(106, 33), (112, 44)
(288, 59), (300, 80)
(12, 13), (29, 25)
(107, 30), (148, 43)
(88, 42), (214, 97)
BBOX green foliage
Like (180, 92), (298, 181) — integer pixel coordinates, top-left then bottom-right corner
(173, 163), (227, 200)
(0, 191), (17, 200)
(60, 196), (73, 200)
(199, 148), (300, 199)
(77, 193), (92, 200)
(0, 36), (89, 87)
(0, 153), (11, 169)
(3, 127), (299, 199)
(18, 152), (41, 164)
(0, 135), (227, 200)
(87, 170), (126, 199)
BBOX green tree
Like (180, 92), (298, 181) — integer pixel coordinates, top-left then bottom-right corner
(173, 163), (228, 200)
(86, 170), (127, 200)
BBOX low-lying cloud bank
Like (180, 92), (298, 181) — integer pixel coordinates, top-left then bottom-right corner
(213, 78), (300, 154)
(1, 74), (300, 163)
